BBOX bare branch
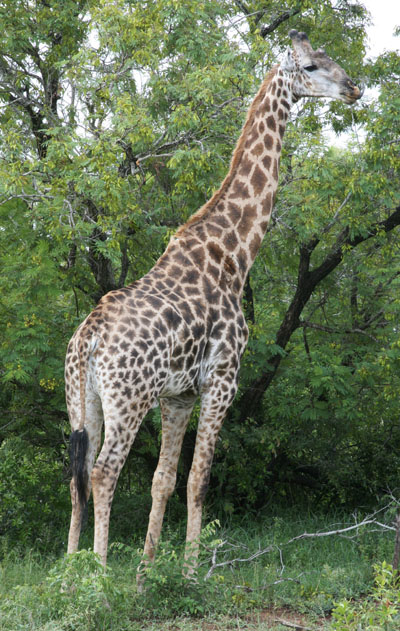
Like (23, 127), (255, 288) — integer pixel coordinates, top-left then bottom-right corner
(321, 191), (352, 235)
(299, 320), (380, 343)
(204, 542), (276, 580)
(235, 576), (302, 592)
(204, 506), (395, 580)
(273, 617), (313, 631)
(260, 8), (302, 38)
(287, 519), (379, 543)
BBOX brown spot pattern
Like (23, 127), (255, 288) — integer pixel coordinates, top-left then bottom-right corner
(237, 204), (257, 239)
(229, 180), (249, 200)
(250, 164), (267, 196)
(238, 153), (253, 176)
(262, 155), (272, 171)
(228, 202), (241, 225)
(264, 134), (274, 150)
(251, 142), (264, 157)
(266, 115), (276, 132)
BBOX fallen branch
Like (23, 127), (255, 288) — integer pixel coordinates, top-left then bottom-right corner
(204, 506), (394, 580)
(273, 617), (313, 631)
(204, 543), (276, 580)
(287, 518), (379, 543)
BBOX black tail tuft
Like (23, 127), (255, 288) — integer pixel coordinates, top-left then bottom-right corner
(69, 428), (89, 522)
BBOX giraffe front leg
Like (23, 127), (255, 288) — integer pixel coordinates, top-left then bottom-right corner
(138, 397), (195, 588)
(184, 379), (238, 578)
(185, 452), (215, 578)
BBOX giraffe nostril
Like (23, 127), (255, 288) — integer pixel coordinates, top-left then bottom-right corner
(342, 77), (363, 102)
(352, 84), (363, 100)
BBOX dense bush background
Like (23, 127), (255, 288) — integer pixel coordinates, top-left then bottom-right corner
(0, 0), (399, 550)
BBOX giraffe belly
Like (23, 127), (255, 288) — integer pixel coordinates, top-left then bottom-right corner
(159, 340), (234, 402)
(159, 335), (227, 400)
(159, 368), (200, 400)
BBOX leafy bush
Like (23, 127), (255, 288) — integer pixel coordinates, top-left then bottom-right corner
(331, 561), (400, 630)
(0, 512), (397, 629)
(0, 549), (132, 631)
(0, 525), (227, 629)
(45, 550), (130, 629)
(0, 437), (69, 551)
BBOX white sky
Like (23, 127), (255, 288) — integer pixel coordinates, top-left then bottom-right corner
(361, 0), (400, 56)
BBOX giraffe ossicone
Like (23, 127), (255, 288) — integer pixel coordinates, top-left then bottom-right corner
(65, 30), (362, 581)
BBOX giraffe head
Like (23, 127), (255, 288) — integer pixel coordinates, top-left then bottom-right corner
(281, 30), (363, 104)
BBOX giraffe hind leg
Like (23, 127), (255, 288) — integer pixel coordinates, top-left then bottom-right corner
(91, 400), (153, 567)
(67, 394), (103, 554)
(69, 428), (89, 524)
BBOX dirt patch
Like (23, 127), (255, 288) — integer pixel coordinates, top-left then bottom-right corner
(247, 606), (326, 629)
(139, 608), (329, 630)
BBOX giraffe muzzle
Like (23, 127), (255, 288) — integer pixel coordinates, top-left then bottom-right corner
(341, 79), (364, 104)
(352, 82), (364, 100)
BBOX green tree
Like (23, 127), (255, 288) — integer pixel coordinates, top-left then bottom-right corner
(0, 0), (398, 541)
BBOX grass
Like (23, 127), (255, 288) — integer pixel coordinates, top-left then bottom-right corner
(0, 507), (398, 630)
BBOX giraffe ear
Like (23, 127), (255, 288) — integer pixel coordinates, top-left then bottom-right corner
(280, 48), (296, 72)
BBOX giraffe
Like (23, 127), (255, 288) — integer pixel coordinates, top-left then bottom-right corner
(65, 30), (362, 579)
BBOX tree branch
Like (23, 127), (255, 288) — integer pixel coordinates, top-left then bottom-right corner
(233, 2), (302, 37)
(260, 8), (302, 38)
(204, 505), (394, 580)
(238, 205), (400, 421)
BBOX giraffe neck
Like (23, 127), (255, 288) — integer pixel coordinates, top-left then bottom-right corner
(166, 66), (294, 294)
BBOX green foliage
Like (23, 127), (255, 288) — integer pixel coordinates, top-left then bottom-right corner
(0, 437), (69, 550)
(138, 521), (222, 616)
(0, 0), (399, 529)
(332, 561), (400, 631)
(44, 550), (130, 629)
(0, 511), (398, 629)
(0, 549), (131, 631)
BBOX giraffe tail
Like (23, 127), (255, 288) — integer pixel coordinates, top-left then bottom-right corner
(69, 427), (89, 522)
(69, 332), (91, 521)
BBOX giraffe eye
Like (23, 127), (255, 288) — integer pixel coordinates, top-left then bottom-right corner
(304, 64), (318, 72)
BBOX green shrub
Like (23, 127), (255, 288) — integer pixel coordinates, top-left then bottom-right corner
(137, 520), (224, 617)
(331, 561), (400, 630)
(0, 437), (69, 551)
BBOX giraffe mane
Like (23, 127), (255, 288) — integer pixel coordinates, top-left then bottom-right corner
(174, 65), (279, 238)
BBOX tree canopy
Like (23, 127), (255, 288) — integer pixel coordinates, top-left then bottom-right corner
(0, 0), (399, 543)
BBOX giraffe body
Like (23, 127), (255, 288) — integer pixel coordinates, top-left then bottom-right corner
(66, 30), (362, 575)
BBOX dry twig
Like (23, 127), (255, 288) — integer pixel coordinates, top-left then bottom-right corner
(204, 506), (394, 580)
